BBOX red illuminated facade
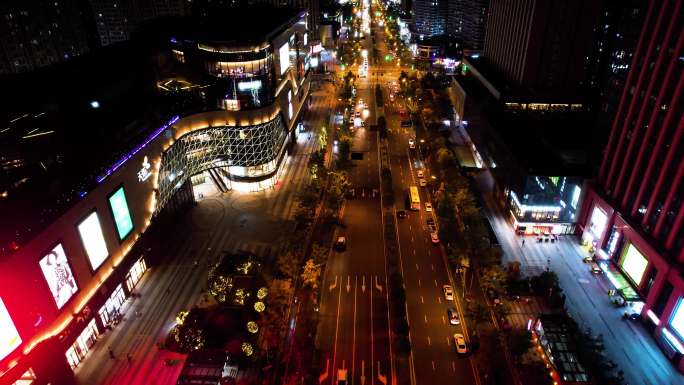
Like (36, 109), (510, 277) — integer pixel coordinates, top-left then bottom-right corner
(578, 0), (684, 371)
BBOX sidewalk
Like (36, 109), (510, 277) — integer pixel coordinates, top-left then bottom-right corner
(472, 169), (684, 385)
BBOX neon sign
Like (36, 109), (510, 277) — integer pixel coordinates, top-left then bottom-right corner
(137, 156), (152, 182)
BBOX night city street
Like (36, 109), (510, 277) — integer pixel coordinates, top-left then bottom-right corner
(0, 1), (683, 385)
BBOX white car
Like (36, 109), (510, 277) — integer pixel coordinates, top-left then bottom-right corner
(453, 333), (467, 354)
(408, 138), (416, 149)
(424, 202), (433, 212)
(443, 285), (454, 301)
(419, 179), (427, 187)
(430, 232), (440, 244)
(417, 170), (424, 178)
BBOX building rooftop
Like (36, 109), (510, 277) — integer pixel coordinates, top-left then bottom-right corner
(455, 74), (593, 177)
(142, 5), (304, 48)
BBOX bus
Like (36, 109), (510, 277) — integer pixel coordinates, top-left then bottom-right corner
(409, 186), (421, 210)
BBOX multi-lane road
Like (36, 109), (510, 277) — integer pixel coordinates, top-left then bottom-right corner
(316, 5), (478, 385)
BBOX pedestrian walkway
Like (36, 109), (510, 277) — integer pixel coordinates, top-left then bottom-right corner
(471, 170), (684, 385)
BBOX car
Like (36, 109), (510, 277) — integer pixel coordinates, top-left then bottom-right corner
(337, 369), (348, 385)
(453, 333), (467, 354)
(590, 262), (603, 274)
(447, 308), (460, 325)
(443, 285), (454, 301)
(396, 210), (407, 218)
(334, 236), (347, 251)
(408, 138), (416, 149)
(424, 202), (433, 212)
(430, 232), (440, 244)
(426, 217), (435, 226)
(419, 179), (427, 187)
(582, 255), (595, 263)
(417, 170), (424, 178)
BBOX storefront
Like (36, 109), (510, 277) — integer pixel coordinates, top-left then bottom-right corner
(597, 242), (648, 316)
(65, 319), (99, 370)
(657, 298), (684, 362)
(581, 206), (608, 247)
(12, 368), (37, 385)
(124, 257), (147, 293)
(98, 284), (127, 327)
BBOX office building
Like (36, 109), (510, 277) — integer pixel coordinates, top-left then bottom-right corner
(412, 0), (447, 37)
(0, 0), (94, 74)
(449, 0), (488, 51)
(578, 0), (684, 371)
(483, 0), (600, 97)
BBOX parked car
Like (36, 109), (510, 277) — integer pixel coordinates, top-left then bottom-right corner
(417, 170), (424, 178)
(447, 308), (460, 325)
(424, 202), (433, 212)
(419, 179), (427, 187)
(430, 232), (440, 244)
(453, 333), (467, 354)
(443, 285), (454, 300)
(590, 262), (603, 274)
(408, 138), (416, 149)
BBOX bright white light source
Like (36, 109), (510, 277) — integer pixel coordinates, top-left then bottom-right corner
(361, 49), (368, 58)
(238, 80), (262, 91)
(90, 100), (100, 109)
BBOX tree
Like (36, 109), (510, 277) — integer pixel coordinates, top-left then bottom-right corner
(378, 116), (387, 137)
(268, 278), (294, 311)
(480, 265), (508, 295)
(301, 259), (321, 289)
(467, 303), (490, 327)
(436, 147), (454, 168)
(276, 251), (300, 279)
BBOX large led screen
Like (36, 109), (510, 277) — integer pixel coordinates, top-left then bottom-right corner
(279, 42), (290, 75)
(589, 206), (608, 238)
(620, 243), (648, 286)
(39, 244), (78, 309)
(78, 212), (109, 270)
(670, 298), (684, 340)
(108, 186), (133, 240)
(0, 297), (21, 361)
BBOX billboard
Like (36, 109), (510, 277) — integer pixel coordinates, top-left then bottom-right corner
(671, 298), (684, 340)
(39, 244), (78, 309)
(620, 243), (648, 286)
(0, 297), (21, 361)
(78, 212), (109, 270)
(108, 186), (133, 240)
(279, 42), (290, 75)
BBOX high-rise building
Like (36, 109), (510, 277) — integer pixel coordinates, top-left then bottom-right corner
(449, 0), (488, 50)
(578, 0), (684, 371)
(0, 0), (95, 74)
(89, 0), (188, 46)
(483, 0), (600, 96)
(412, 0), (447, 37)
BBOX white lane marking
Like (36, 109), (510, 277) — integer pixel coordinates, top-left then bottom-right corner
(427, 336), (431, 345)
(362, 275), (366, 293)
(452, 361), (456, 372)
(420, 296), (424, 304)
(329, 276), (337, 292)
(438, 297), (442, 304)
(432, 361), (436, 371)
(347, 275), (351, 293)
(446, 336), (450, 346)
(431, 264), (435, 271)
(413, 249), (416, 255)
(442, 315), (446, 325)
(434, 279), (438, 287)
(418, 279), (421, 287)
(424, 314), (428, 324)
(415, 264), (419, 271)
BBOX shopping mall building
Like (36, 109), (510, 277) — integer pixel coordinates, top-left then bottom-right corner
(0, 7), (312, 384)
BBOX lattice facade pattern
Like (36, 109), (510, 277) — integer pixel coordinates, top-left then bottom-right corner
(155, 114), (287, 212)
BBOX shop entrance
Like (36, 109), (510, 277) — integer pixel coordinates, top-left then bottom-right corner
(98, 284), (127, 327)
(65, 319), (99, 370)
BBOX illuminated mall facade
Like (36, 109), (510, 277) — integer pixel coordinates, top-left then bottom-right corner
(0, 10), (311, 385)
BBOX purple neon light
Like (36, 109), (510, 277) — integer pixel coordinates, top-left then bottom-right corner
(97, 115), (179, 183)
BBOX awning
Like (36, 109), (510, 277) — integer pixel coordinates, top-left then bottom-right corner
(599, 261), (642, 302)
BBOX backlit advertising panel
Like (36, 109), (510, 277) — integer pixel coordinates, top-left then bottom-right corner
(108, 186), (133, 240)
(279, 42), (290, 75)
(0, 297), (21, 360)
(619, 243), (648, 286)
(39, 243), (78, 309)
(670, 298), (684, 341)
(78, 211), (109, 270)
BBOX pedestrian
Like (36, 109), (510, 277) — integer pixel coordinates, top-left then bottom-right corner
(108, 347), (115, 360)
